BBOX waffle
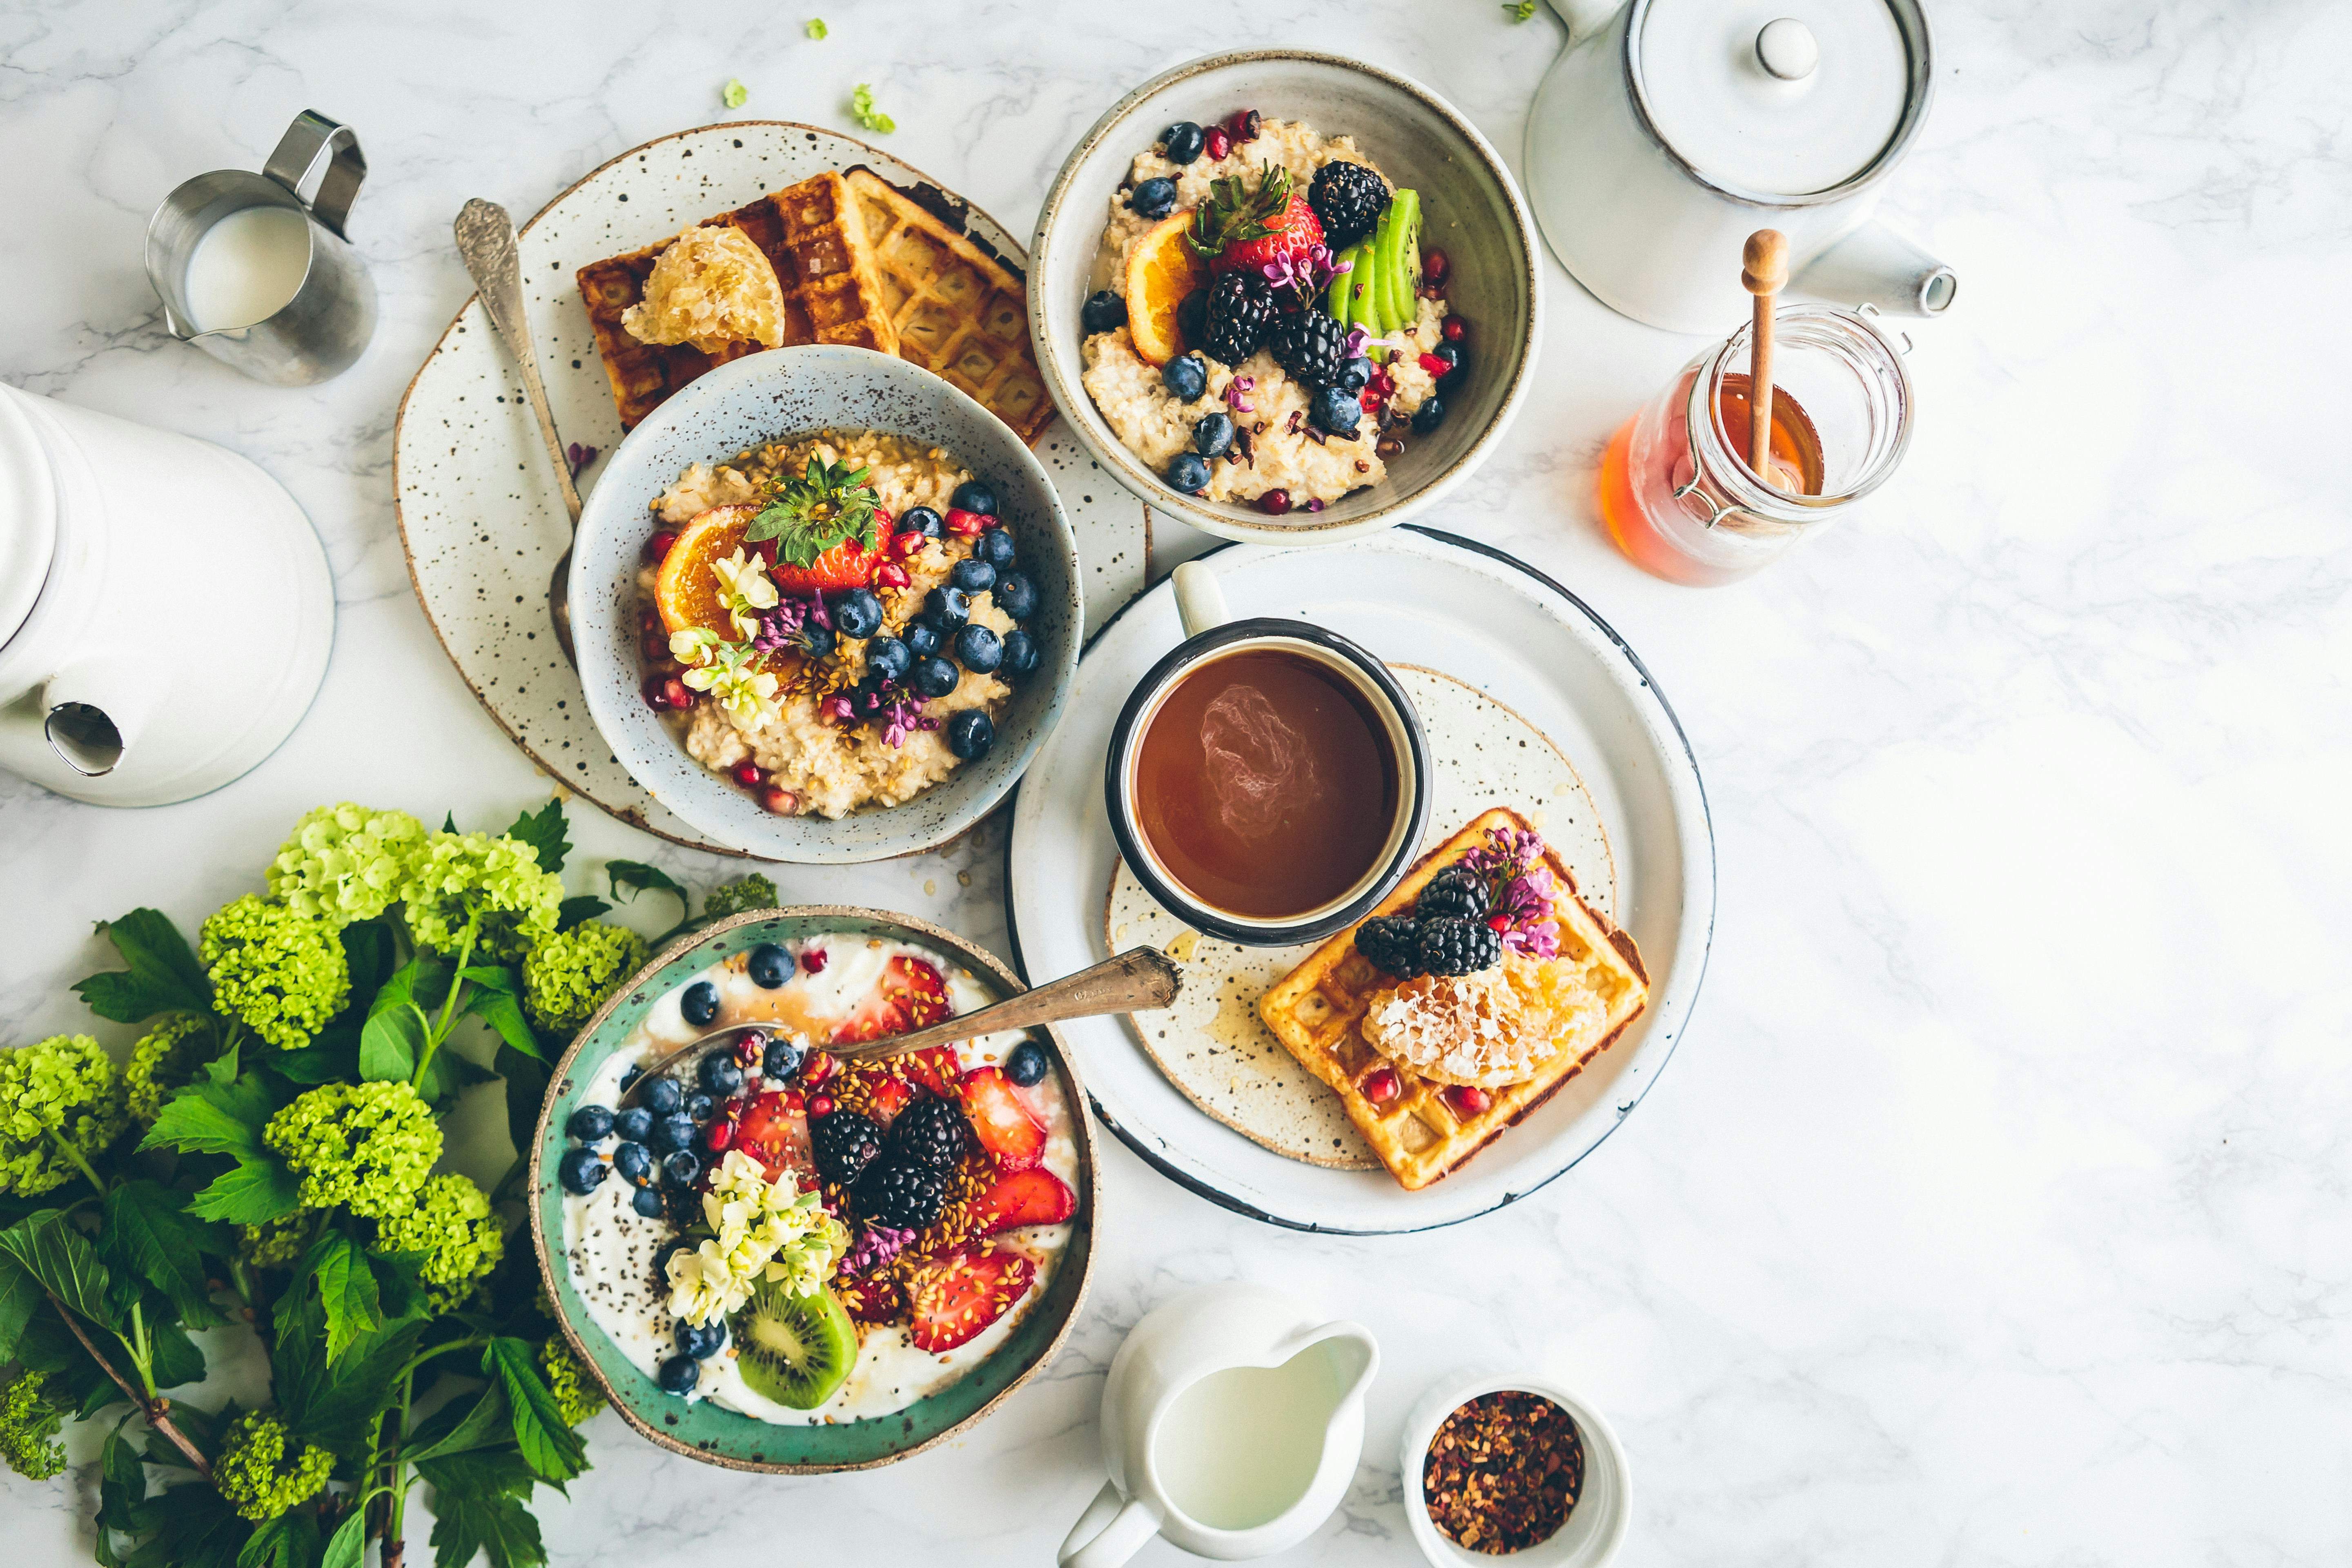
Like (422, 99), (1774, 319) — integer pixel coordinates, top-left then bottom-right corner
(1257, 808), (1649, 1191)
(577, 171), (897, 430)
(842, 169), (1053, 443)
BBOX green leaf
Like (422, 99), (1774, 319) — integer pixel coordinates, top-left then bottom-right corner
(272, 1289), (421, 1462)
(443, 811), (459, 833)
(125, 1479), (247, 1568)
(149, 1315), (207, 1390)
(290, 1232), (382, 1365)
(554, 895), (609, 932)
(98, 1422), (148, 1566)
(495, 1047), (553, 1171)
(403, 1382), (513, 1464)
(273, 1027), (360, 1084)
(483, 1336), (586, 1483)
(466, 984), (540, 1059)
(606, 859), (687, 909)
(102, 1181), (225, 1328)
(236, 1511), (318, 1568)
(73, 908), (211, 1023)
(417, 1041), (498, 1105)
(419, 1451), (546, 1568)
(143, 1062), (279, 1157)
(503, 798), (571, 873)
(340, 918), (397, 1004)
(0, 1248), (39, 1361)
(320, 1508), (368, 1568)
(0, 1209), (118, 1327)
(359, 997), (428, 1083)
(188, 1157), (303, 1224)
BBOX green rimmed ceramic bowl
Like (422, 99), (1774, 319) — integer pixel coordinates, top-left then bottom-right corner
(526, 906), (1097, 1473)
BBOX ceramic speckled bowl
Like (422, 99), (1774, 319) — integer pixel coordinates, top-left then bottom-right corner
(526, 906), (1097, 1473)
(569, 345), (1080, 861)
(1031, 51), (1543, 546)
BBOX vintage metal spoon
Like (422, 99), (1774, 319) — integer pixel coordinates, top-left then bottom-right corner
(616, 947), (1182, 1108)
(453, 197), (583, 665)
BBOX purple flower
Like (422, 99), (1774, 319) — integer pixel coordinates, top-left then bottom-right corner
(566, 442), (599, 479)
(1225, 374), (1256, 414)
(820, 693), (855, 722)
(749, 598), (808, 654)
(879, 690), (938, 748)
(1260, 244), (1352, 305)
(1342, 325), (1372, 360)
(840, 1224), (916, 1276)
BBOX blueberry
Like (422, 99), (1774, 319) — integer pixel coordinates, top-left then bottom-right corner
(954, 624), (1003, 674)
(1004, 1040), (1051, 1087)
(1335, 356), (1373, 394)
(829, 588), (883, 640)
(698, 1053), (744, 1097)
(619, 1065), (644, 1093)
(1001, 628), (1041, 682)
(992, 570), (1039, 621)
(949, 557), (996, 594)
(1192, 412), (1234, 457)
(613, 1141), (653, 1185)
(1160, 120), (1205, 164)
(899, 505), (944, 538)
(904, 619), (943, 658)
(1311, 385), (1362, 437)
(643, 1074), (685, 1115)
(657, 1354), (700, 1394)
(679, 983), (719, 1029)
(798, 621), (837, 660)
(946, 709), (995, 760)
(651, 1113), (697, 1154)
(678, 1318), (726, 1360)
(1412, 394), (1448, 436)
(911, 655), (960, 699)
(566, 1104), (615, 1142)
(1127, 177), (1178, 220)
(685, 1091), (715, 1123)
(974, 527), (1018, 570)
(633, 1184), (668, 1219)
(951, 479), (997, 517)
(1162, 353), (1209, 402)
(748, 941), (794, 988)
(1080, 289), (1127, 335)
(614, 1106), (653, 1144)
(557, 1147), (607, 1194)
(1167, 453), (1210, 494)
(762, 1035), (806, 1080)
(662, 1150), (702, 1189)
(858, 636), (909, 685)
(924, 585), (971, 628)
(1176, 287), (1208, 349)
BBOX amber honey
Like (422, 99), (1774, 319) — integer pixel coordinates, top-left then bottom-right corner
(1599, 374), (1824, 586)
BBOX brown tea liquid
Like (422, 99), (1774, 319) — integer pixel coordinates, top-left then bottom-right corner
(1133, 648), (1398, 918)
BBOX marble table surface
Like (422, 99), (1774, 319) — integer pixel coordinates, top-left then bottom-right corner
(4, 0), (2347, 1563)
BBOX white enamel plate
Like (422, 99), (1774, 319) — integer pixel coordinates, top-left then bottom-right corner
(1005, 528), (1715, 1232)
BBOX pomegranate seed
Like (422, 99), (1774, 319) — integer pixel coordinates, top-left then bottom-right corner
(731, 759), (764, 787)
(1227, 109), (1262, 143)
(1257, 488), (1292, 516)
(641, 633), (673, 663)
(1204, 125), (1231, 161)
(1487, 914), (1511, 932)
(801, 1051), (836, 1085)
(1419, 353), (1450, 378)
(643, 530), (678, 564)
(801, 947), (828, 974)
(1361, 1066), (1401, 1105)
(1423, 249), (1450, 284)
(757, 784), (797, 815)
(944, 507), (986, 537)
(891, 529), (929, 559)
(783, 1089), (805, 1114)
(875, 561), (910, 589)
(1359, 389), (1383, 416)
(641, 677), (669, 710)
(703, 1118), (736, 1151)
(1442, 316), (1466, 344)
(1443, 1084), (1491, 1118)
(736, 1033), (766, 1066)
(808, 1093), (835, 1118)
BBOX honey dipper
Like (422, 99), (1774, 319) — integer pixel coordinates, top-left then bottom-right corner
(1741, 228), (1790, 487)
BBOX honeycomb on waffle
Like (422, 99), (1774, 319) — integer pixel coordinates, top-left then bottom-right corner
(576, 171), (897, 431)
(842, 168), (1052, 444)
(1256, 808), (1650, 1192)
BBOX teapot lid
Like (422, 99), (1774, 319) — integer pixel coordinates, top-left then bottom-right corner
(0, 387), (58, 651)
(1633, 0), (1928, 201)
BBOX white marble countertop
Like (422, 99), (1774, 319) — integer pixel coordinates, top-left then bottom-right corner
(5, 0), (2348, 1563)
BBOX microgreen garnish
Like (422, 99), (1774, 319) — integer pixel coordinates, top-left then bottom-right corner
(852, 83), (895, 134)
(806, 16), (829, 38)
(746, 456), (881, 564)
(722, 78), (749, 109)
(1187, 163), (1293, 258)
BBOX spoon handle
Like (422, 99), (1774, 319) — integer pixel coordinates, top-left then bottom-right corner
(834, 948), (1183, 1063)
(453, 198), (582, 528)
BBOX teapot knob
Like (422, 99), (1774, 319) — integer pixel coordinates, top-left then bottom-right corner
(1755, 17), (1819, 80)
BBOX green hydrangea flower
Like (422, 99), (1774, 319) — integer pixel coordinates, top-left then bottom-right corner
(0, 1033), (127, 1196)
(0, 1370), (67, 1481)
(521, 921), (648, 1034)
(200, 894), (350, 1051)
(701, 873), (779, 923)
(268, 802), (426, 926)
(123, 1013), (212, 1125)
(402, 830), (564, 962)
(371, 1173), (503, 1305)
(541, 1335), (604, 1427)
(214, 1411), (332, 1522)
(236, 1215), (306, 1270)
(263, 1080), (441, 1218)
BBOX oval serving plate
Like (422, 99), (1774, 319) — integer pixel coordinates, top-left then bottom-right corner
(526, 906), (1097, 1472)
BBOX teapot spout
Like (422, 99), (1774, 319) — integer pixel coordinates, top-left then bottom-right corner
(1792, 219), (1956, 318)
(40, 658), (155, 777)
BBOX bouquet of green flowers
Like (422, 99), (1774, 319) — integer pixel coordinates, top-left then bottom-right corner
(0, 799), (773, 1568)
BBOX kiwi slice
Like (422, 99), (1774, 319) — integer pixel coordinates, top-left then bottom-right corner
(727, 1279), (858, 1410)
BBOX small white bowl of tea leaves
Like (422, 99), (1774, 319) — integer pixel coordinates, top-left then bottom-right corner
(1401, 1370), (1630, 1567)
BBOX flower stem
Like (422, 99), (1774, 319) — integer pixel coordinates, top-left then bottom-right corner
(411, 923), (480, 1089)
(42, 1286), (210, 1477)
(45, 1128), (108, 1196)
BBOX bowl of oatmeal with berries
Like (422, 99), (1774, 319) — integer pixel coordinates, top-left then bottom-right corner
(570, 345), (1079, 861)
(1033, 50), (1542, 544)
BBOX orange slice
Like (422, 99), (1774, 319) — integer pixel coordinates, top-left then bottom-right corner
(1124, 212), (1207, 367)
(654, 504), (762, 637)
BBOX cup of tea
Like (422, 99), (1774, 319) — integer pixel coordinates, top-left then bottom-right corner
(1105, 560), (1429, 947)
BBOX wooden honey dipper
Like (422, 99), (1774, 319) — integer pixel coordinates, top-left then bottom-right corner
(1741, 228), (1789, 487)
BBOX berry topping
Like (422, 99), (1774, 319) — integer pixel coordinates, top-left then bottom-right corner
(733, 1090), (817, 1185)
(678, 1318), (726, 1360)
(758, 784), (799, 816)
(1423, 248), (1450, 285)
(1307, 161), (1392, 252)
(557, 1147), (606, 1194)
(1127, 177), (1179, 220)
(1442, 315), (1466, 343)
(1361, 1065), (1402, 1105)
(1225, 109), (1263, 143)
(958, 1066), (1047, 1172)
(1189, 165), (1323, 277)
(862, 1076), (914, 1126)
(907, 1247), (1037, 1352)
(1160, 120), (1205, 164)
(829, 586), (884, 639)
(643, 530), (679, 564)
(613, 1106), (652, 1144)
(1163, 353), (1210, 402)
(874, 561), (910, 590)
(1003, 1039), (1050, 1087)
(1257, 488), (1292, 516)
(833, 955), (951, 1044)
(951, 479), (997, 516)
(1202, 270), (1276, 365)
(943, 507), (988, 537)
(852, 1156), (949, 1229)
(698, 1052), (744, 1097)
(566, 1104), (615, 1142)
(945, 709), (995, 760)
(888, 1096), (969, 1170)
(1412, 394), (1448, 436)
(701, 1117), (736, 1153)
(1418, 915), (1503, 976)
(657, 1355), (699, 1394)
(811, 1107), (885, 1187)
(1268, 309), (1348, 386)
(730, 759), (765, 787)
(992, 569), (1039, 621)
(768, 535), (882, 595)
(1167, 452), (1212, 494)
(1443, 1084), (1492, 1118)
(1081, 289), (1128, 334)
(902, 1045), (964, 1100)
(924, 584), (972, 627)
(970, 1167), (1077, 1235)
(1310, 385), (1363, 437)
(679, 983), (719, 1028)
(1193, 411), (1236, 457)
(949, 557), (996, 594)
(1355, 915), (1425, 978)
(801, 946), (828, 974)
(642, 1076), (685, 1116)
(866, 635), (913, 683)
(611, 1140), (653, 1185)
(973, 526), (1018, 570)
(1417, 866), (1492, 924)
(910, 654), (960, 698)
(953, 623), (1003, 674)
(1203, 125), (1231, 161)
(1001, 628), (1041, 682)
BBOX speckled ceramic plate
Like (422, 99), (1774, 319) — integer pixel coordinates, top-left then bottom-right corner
(1005, 528), (1715, 1234)
(393, 121), (1150, 855)
(526, 906), (1096, 1472)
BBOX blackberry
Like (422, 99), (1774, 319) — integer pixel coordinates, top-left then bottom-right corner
(1415, 867), (1491, 924)
(852, 1157), (948, 1229)
(889, 1096), (968, 1171)
(1203, 271), (1276, 366)
(811, 1109), (884, 1187)
(1307, 161), (1391, 251)
(1418, 916), (1503, 977)
(1355, 915), (1426, 979)
(1268, 309), (1348, 388)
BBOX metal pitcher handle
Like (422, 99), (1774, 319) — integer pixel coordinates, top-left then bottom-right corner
(263, 110), (366, 238)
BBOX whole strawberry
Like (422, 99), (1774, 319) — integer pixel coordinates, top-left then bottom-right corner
(1188, 164), (1325, 276)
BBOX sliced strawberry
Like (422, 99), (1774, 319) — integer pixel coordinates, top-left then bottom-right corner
(733, 1091), (816, 1186)
(837, 1269), (906, 1325)
(863, 1076), (915, 1127)
(969, 1168), (1075, 1235)
(770, 535), (881, 595)
(902, 1046), (963, 1100)
(832, 955), (952, 1044)
(1213, 190), (1324, 276)
(906, 1247), (1036, 1352)
(957, 1067), (1046, 1173)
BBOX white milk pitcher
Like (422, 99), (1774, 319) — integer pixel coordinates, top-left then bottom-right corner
(1060, 1283), (1379, 1566)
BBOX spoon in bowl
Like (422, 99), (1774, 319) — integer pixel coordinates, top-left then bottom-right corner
(453, 197), (583, 665)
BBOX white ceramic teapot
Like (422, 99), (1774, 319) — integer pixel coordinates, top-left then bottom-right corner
(1060, 1283), (1379, 1566)
(1525, 0), (1956, 334)
(0, 385), (333, 806)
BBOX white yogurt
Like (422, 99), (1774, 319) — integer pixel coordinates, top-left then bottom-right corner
(561, 933), (1079, 1424)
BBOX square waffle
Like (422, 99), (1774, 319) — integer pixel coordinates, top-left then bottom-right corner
(842, 168), (1053, 444)
(1257, 808), (1650, 1191)
(576, 171), (898, 431)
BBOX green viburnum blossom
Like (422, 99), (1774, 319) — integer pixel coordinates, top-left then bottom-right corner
(371, 1173), (504, 1306)
(521, 920), (649, 1034)
(123, 1012), (211, 1124)
(541, 1336), (604, 1427)
(701, 874), (780, 923)
(0, 1370), (67, 1481)
(236, 1215), (307, 1270)
(805, 17), (827, 39)
(851, 83), (895, 134)
(200, 894), (350, 1050)
(263, 1080), (441, 1218)
(266, 802), (426, 926)
(722, 77), (749, 109)
(214, 1411), (332, 1522)
(0, 1033), (127, 1196)
(401, 829), (564, 962)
